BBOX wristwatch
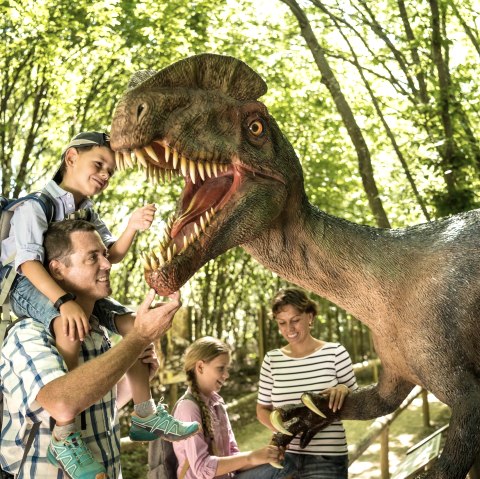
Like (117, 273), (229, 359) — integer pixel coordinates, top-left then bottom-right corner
(53, 292), (77, 311)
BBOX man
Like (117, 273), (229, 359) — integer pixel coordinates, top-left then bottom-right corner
(0, 220), (190, 478)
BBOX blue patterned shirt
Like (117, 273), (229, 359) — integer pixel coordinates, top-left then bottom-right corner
(0, 317), (122, 478)
(0, 180), (116, 271)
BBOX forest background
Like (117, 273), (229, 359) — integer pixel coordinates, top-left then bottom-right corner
(2, 0), (480, 396)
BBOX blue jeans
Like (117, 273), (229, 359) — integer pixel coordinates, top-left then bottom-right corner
(279, 452), (348, 479)
(234, 463), (289, 479)
(0, 265), (130, 333)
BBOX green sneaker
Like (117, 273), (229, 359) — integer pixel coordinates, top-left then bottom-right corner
(47, 431), (108, 479)
(129, 402), (199, 442)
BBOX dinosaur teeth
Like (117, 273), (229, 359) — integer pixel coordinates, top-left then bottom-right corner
(180, 155), (188, 177)
(212, 162), (218, 177)
(165, 145), (170, 163)
(205, 161), (212, 178)
(145, 145), (160, 164)
(135, 148), (148, 168)
(189, 160), (196, 184)
(123, 151), (134, 169)
(197, 161), (205, 181)
(173, 149), (179, 170)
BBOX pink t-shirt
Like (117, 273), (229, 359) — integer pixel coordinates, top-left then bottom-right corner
(172, 389), (240, 479)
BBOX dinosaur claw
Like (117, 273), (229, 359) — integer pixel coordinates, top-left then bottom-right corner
(301, 393), (326, 418)
(270, 410), (293, 436)
(269, 461), (284, 469)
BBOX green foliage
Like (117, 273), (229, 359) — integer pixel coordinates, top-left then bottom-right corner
(2, 0), (479, 370)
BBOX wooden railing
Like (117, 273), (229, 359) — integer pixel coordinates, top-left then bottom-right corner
(348, 385), (426, 478)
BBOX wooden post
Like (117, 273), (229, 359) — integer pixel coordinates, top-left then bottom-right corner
(380, 426), (390, 479)
(257, 306), (266, 364)
(421, 389), (430, 428)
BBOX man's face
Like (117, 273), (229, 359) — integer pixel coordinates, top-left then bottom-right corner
(58, 230), (112, 301)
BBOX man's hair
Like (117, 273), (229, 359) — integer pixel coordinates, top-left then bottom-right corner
(45, 220), (96, 265)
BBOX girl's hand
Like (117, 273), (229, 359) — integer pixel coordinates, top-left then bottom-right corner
(58, 300), (90, 341)
(248, 445), (281, 466)
(128, 204), (156, 232)
(322, 384), (350, 413)
(139, 343), (159, 380)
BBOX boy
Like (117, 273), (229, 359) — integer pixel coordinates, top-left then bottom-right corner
(0, 132), (199, 479)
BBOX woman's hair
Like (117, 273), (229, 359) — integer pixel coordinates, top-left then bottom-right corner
(271, 288), (318, 317)
(184, 336), (230, 440)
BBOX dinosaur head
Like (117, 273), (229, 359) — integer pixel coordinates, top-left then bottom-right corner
(110, 54), (303, 294)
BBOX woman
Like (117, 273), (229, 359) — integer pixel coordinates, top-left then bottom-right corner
(256, 288), (358, 478)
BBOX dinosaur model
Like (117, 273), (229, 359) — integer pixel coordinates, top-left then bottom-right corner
(110, 54), (480, 479)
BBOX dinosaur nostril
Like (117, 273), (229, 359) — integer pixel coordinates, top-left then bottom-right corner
(136, 103), (147, 121)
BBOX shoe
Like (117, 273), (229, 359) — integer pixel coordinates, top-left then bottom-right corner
(129, 401), (200, 442)
(47, 431), (108, 479)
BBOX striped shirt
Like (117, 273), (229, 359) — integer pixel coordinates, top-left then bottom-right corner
(258, 342), (358, 456)
(0, 317), (122, 478)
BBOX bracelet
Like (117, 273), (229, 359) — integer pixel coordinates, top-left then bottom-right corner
(53, 292), (77, 311)
(337, 384), (350, 394)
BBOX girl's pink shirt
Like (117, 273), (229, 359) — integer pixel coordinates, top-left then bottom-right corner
(172, 388), (240, 479)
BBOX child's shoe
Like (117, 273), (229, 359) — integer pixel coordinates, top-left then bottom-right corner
(129, 402), (199, 442)
(47, 431), (108, 479)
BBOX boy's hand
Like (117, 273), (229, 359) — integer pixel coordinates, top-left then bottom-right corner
(139, 343), (159, 380)
(128, 204), (156, 232)
(59, 300), (90, 341)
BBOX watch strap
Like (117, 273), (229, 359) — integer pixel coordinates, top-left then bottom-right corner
(53, 292), (77, 311)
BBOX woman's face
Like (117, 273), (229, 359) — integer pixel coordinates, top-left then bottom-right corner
(275, 304), (313, 345)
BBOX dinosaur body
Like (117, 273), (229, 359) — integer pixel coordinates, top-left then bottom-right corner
(110, 54), (480, 478)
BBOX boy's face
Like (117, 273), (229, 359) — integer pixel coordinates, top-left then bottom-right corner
(62, 146), (116, 197)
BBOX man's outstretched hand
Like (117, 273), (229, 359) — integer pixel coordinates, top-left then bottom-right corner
(134, 289), (181, 343)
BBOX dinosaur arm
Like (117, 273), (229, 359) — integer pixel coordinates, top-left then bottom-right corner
(274, 370), (415, 448)
(338, 374), (415, 420)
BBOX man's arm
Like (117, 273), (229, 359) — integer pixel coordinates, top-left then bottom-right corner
(36, 290), (179, 421)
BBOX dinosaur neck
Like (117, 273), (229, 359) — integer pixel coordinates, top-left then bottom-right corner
(244, 200), (395, 329)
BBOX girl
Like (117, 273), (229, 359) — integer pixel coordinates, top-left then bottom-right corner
(173, 336), (285, 479)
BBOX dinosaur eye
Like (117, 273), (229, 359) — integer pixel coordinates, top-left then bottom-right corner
(248, 118), (266, 137)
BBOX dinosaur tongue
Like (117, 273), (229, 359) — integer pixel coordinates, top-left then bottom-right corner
(172, 176), (233, 238)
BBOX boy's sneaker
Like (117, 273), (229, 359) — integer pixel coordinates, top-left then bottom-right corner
(47, 431), (108, 479)
(129, 402), (199, 442)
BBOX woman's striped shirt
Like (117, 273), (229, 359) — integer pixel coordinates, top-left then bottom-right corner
(258, 342), (358, 456)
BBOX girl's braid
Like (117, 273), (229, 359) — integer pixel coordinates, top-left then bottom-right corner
(186, 369), (215, 441)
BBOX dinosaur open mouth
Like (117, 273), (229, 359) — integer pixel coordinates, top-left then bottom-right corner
(114, 139), (258, 271)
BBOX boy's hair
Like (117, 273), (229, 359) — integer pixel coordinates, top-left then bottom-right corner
(184, 337), (230, 440)
(53, 131), (111, 183)
(44, 220), (96, 265)
(270, 288), (318, 318)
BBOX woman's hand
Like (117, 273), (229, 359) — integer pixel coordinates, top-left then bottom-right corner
(322, 384), (349, 413)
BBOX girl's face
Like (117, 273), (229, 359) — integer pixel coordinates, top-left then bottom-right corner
(275, 304), (312, 346)
(195, 353), (231, 396)
(62, 146), (116, 197)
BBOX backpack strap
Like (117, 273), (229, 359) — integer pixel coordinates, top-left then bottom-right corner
(174, 392), (219, 478)
(13, 421), (41, 478)
(0, 191), (55, 354)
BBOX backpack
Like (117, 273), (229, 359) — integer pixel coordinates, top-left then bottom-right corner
(0, 192), (54, 478)
(148, 393), (212, 479)
(0, 192), (56, 354)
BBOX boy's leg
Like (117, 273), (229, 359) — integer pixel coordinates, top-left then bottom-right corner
(112, 311), (200, 442)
